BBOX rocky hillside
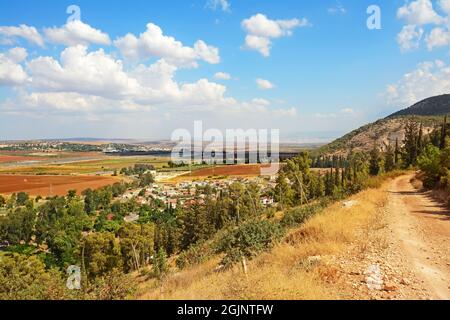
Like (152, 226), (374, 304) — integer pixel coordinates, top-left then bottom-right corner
(318, 95), (450, 156)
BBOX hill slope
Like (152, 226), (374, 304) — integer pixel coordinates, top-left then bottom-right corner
(318, 95), (450, 156)
(389, 94), (450, 117)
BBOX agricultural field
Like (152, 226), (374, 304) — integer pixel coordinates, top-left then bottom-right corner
(0, 155), (170, 175)
(173, 164), (274, 181)
(0, 152), (171, 196)
(0, 174), (120, 197)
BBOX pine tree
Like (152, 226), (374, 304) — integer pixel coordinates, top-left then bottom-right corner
(417, 122), (423, 156)
(394, 138), (400, 166)
(153, 248), (168, 280)
(384, 144), (395, 172)
(440, 116), (447, 150)
(403, 120), (419, 167)
(369, 144), (381, 176)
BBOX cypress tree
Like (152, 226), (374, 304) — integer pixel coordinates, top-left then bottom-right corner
(440, 116), (447, 150)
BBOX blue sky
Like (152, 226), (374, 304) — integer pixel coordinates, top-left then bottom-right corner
(1, 0), (450, 141)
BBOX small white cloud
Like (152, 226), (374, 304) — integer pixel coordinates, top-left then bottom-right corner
(256, 78), (274, 90)
(397, 25), (424, 52)
(314, 113), (337, 119)
(340, 108), (354, 114)
(214, 72), (231, 80)
(44, 20), (111, 46)
(426, 26), (450, 50)
(327, 1), (346, 15)
(242, 13), (309, 57)
(244, 35), (272, 57)
(251, 98), (270, 106)
(206, 0), (231, 12)
(0, 24), (44, 47)
(194, 40), (220, 64)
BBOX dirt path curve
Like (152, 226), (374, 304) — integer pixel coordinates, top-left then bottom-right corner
(386, 174), (450, 299)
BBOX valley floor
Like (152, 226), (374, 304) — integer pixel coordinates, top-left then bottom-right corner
(138, 174), (450, 300)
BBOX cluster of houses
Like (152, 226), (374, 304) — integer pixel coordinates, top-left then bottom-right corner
(120, 178), (275, 214)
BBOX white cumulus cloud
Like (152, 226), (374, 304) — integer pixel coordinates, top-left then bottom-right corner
(386, 60), (450, 107)
(214, 72), (231, 80)
(256, 78), (274, 90)
(397, 25), (424, 52)
(0, 24), (44, 47)
(44, 20), (111, 46)
(114, 22), (220, 67)
(397, 0), (443, 25)
(0, 48), (29, 86)
(241, 13), (309, 57)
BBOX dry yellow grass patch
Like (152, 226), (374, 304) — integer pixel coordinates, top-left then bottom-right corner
(138, 185), (389, 300)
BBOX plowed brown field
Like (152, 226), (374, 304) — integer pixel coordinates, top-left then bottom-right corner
(0, 175), (119, 196)
(0, 155), (42, 163)
(178, 164), (273, 179)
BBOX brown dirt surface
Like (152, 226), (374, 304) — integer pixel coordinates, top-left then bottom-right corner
(0, 155), (44, 163)
(338, 174), (450, 300)
(0, 174), (120, 197)
(178, 164), (274, 179)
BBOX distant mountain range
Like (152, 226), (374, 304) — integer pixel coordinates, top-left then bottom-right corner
(318, 94), (450, 155)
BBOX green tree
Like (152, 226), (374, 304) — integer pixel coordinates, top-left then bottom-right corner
(82, 188), (96, 214)
(0, 206), (36, 245)
(217, 220), (284, 269)
(274, 171), (294, 208)
(16, 192), (29, 206)
(0, 195), (6, 208)
(369, 145), (381, 176)
(403, 120), (419, 167)
(117, 223), (154, 272)
(0, 253), (67, 300)
(35, 197), (91, 267)
(440, 116), (447, 150)
(80, 232), (123, 279)
(83, 268), (137, 300)
(67, 189), (77, 199)
(384, 144), (396, 172)
(417, 144), (443, 189)
(153, 248), (169, 280)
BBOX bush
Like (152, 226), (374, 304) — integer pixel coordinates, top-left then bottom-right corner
(280, 203), (324, 228)
(216, 220), (284, 268)
(82, 268), (137, 300)
(0, 253), (67, 300)
(176, 242), (211, 270)
(417, 145), (442, 189)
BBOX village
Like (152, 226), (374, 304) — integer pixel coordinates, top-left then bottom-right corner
(119, 171), (277, 222)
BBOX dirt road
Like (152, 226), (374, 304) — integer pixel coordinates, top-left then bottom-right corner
(385, 174), (450, 299)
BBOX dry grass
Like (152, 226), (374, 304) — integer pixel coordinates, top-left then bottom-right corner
(137, 183), (389, 300)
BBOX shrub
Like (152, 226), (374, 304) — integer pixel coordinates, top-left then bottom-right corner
(417, 145), (442, 189)
(280, 203), (324, 228)
(216, 220), (284, 268)
(176, 241), (211, 270)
